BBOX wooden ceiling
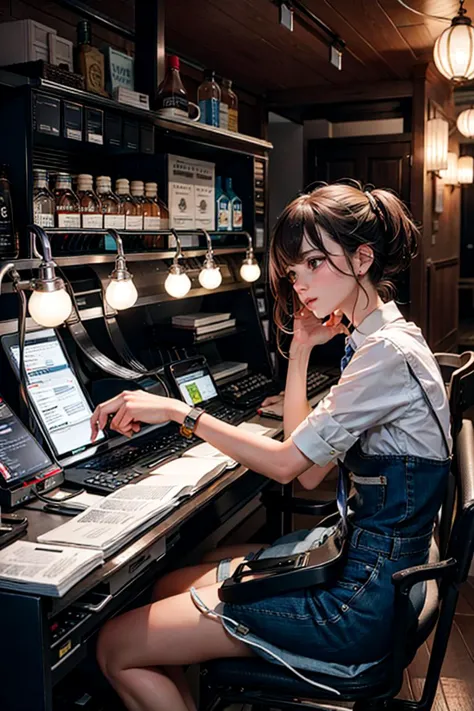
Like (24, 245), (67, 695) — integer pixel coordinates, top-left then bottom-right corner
(82, 0), (469, 99)
(163, 0), (466, 97)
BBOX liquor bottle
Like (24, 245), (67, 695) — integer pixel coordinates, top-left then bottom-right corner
(33, 169), (55, 229)
(130, 180), (146, 222)
(215, 176), (230, 231)
(115, 178), (142, 230)
(156, 55), (188, 119)
(96, 176), (124, 230)
(77, 174), (102, 229)
(221, 78), (238, 132)
(225, 177), (243, 231)
(156, 185), (169, 230)
(75, 20), (106, 96)
(0, 165), (18, 258)
(54, 173), (81, 229)
(198, 70), (220, 127)
(142, 182), (165, 248)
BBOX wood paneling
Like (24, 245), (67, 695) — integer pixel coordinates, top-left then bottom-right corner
(428, 257), (459, 351)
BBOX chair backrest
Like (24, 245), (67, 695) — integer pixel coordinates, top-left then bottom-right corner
(447, 419), (474, 582)
(434, 351), (474, 436)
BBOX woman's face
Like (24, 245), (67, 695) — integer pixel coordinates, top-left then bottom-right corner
(285, 233), (359, 320)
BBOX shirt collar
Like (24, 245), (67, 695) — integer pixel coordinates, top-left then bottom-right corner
(349, 301), (404, 350)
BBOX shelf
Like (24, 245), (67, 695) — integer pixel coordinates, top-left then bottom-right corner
(26, 78), (273, 157)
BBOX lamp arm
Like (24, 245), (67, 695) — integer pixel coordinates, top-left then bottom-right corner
(169, 229), (184, 262)
(28, 224), (54, 264)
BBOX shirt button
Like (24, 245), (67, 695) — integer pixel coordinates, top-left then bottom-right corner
(330, 449), (336, 455)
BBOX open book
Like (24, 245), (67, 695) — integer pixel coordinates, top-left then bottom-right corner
(0, 540), (103, 597)
(38, 458), (227, 557)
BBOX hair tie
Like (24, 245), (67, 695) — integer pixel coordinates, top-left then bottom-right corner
(365, 191), (386, 227)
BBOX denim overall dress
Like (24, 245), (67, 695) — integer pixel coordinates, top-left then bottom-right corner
(191, 339), (451, 692)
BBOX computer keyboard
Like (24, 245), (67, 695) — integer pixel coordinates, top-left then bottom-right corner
(219, 372), (280, 410)
(65, 430), (198, 495)
(306, 369), (332, 398)
(210, 403), (248, 423)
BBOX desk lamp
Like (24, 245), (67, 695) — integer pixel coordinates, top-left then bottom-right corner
(240, 232), (261, 283)
(198, 229), (222, 289)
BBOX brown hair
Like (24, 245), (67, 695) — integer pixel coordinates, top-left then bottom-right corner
(269, 180), (418, 348)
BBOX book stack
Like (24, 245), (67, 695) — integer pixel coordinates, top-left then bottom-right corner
(0, 541), (103, 597)
(171, 312), (236, 337)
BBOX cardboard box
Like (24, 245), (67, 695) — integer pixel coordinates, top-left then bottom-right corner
(194, 159), (215, 231)
(0, 20), (56, 66)
(167, 155), (215, 243)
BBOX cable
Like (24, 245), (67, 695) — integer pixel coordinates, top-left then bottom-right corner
(394, 0), (454, 23)
(31, 486), (85, 503)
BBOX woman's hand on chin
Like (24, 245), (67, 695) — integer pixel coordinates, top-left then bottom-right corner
(90, 390), (188, 441)
(292, 307), (349, 350)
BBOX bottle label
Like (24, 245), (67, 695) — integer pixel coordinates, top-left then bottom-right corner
(228, 108), (238, 132)
(232, 203), (243, 229)
(143, 216), (161, 230)
(104, 214), (125, 229)
(160, 217), (169, 230)
(34, 212), (55, 228)
(82, 214), (103, 229)
(216, 198), (230, 230)
(57, 212), (81, 228)
(219, 103), (229, 130)
(199, 98), (220, 127)
(158, 95), (188, 119)
(125, 215), (143, 230)
(0, 194), (15, 249)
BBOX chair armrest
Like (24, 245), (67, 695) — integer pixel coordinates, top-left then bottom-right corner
(260, 491), (338, 516)
(392, 558), (457, 594)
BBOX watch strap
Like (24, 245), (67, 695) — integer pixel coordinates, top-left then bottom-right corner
(180, 406), (205, 438)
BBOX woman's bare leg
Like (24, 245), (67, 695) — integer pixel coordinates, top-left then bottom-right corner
(97, 582), (253, 711)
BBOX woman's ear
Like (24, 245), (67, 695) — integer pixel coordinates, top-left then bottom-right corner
(355, 245), (374, 276)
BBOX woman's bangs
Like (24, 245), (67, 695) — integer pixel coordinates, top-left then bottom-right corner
(270, 200), (326, 279)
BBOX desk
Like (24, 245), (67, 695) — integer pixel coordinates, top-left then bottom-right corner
(0, 415), (282, 711)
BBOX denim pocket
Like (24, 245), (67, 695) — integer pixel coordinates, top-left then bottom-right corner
(351, 475), (387, 516)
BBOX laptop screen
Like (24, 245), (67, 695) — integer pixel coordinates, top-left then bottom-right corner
(3, 329), (105, 459)
(0, 395), (53, 485)
(173, 362), (218, 407)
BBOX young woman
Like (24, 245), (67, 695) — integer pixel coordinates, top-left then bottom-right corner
(92, 183), (452, 711)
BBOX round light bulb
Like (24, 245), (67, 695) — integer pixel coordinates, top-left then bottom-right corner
(198, 266), (222, 289)
(165, 271), (192, 298)
(28, 288), (72, 328)
(105, 278), (138, 310)
(240, 261), (261, 283)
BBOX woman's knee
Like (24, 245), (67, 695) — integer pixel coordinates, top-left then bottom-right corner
(97, 616), (124, 681)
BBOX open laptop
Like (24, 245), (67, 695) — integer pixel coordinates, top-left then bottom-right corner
(1, 329), (192, 494)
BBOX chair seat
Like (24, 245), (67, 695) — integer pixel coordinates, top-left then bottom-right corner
(204, 541), (441, 703)
(203, 656), (393, 701)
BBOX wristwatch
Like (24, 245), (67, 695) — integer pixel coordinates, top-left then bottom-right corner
(180, 406), (205, 439)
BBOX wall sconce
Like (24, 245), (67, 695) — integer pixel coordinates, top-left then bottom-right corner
(198, 229), (222, 290)
(240, 233), (261, 283)
(458, 155), (474, 184)
(457, 107), (474, 137)
(165, 229), (191, 298)
(426, 117), (449, 172)
(433, 1), (474, 84)
(103, 229), (138, 311)
(440, 152), (459, 185)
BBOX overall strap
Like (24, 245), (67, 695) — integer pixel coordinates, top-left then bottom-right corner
(405, 361), (451, 459)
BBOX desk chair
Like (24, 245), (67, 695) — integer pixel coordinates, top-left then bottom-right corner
(201, 417), (474, 711)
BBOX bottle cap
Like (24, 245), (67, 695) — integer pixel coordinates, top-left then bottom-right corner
(77, 20), (91, 44)
(168, 55), (180, 70)
(77, 174), (94, 190)
(34, 169), (49, 180)
(115, 178), (130, 194)
(130, 180), (144, 195)
(96, 176), (112, 189)
(222, 77), (232, 88)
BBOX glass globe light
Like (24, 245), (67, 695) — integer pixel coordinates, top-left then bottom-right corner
(105, 277), (138, 310)
(240, 256), (261, 283)
(198, 257), (222, 290)
(28, 287), (72, 327)
(165, 266), (191, 298)
(457, 107), (474, 137)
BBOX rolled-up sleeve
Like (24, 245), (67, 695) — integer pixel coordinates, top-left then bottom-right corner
(291, 337), (411, 466)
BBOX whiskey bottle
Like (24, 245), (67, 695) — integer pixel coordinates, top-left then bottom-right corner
(96, 176), (124, 230)
(75, 20), (106, 96)
(198, 70), (221, 127)
(156, 55), (189, 118)
(33, 169), (55, 229)
(221, 78), (238, 132)
(77, 174), (102, 229)
(141, 182), (164, 248)
(0, 165), (18, 258)
(130, 180), (146, 230)
(54, 173), (81, 229)
(115, 178), (142, 230)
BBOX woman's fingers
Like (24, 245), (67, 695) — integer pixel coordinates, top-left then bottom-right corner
(260, 392), (284, 407)
(90, 393), (126, 440)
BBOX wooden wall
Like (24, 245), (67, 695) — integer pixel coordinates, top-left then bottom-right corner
(0, 0), (265, 138)
(410, 64), (460, 351)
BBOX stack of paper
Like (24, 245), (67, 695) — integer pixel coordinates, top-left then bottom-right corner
(0, 541), (103, 597)
(38, 481), (183, 557)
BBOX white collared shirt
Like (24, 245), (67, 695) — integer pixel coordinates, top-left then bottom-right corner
(291, 301), (452, 465)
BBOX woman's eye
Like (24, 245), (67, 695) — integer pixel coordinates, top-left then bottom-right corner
(286, 271), (297, 284)
(308, 257), (324, 270)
